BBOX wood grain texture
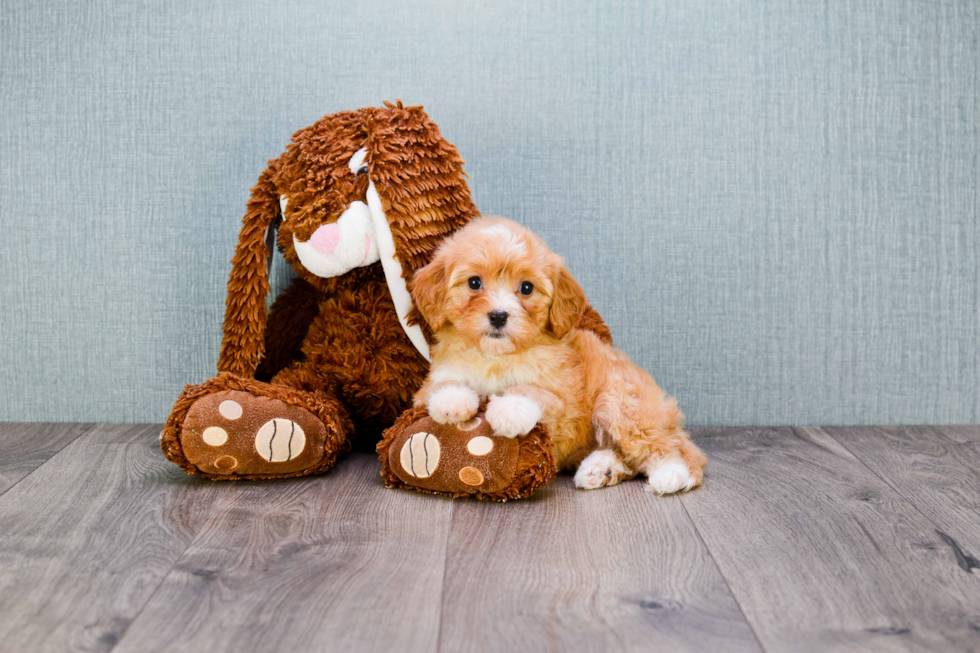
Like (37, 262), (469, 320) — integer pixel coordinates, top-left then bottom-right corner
(113, 454), (453, 653)
(681, 426), (980, 653)
(932, 425), (980, 444)
(823, 425), (980, 566)
(438, 474), (761, 653)
(0, 424), (220, 653)
(7, 424), (980, 653)
(0, 422), (93, 495)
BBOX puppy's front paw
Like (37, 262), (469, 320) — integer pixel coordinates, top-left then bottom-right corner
(574, 450), (630, 490)
(645, 460), (696, 495)
(486, 394), (542, 438)
(427, 385), (480, 424)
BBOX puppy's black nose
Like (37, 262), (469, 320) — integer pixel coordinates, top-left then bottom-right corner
(488, 310), (509, 329)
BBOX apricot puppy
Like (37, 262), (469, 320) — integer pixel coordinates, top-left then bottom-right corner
(410, 217), (706, 493)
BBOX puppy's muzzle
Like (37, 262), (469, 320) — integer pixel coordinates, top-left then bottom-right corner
(488, 310), (509, 329)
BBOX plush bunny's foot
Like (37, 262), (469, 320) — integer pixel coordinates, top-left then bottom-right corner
(378, 405), (557, 501)
(161, 373), (350, 480)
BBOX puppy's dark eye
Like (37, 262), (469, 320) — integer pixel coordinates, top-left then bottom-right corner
(468, 276), (482, 290)
(519, 281), (534, 296)
(355, 165), (368, 177)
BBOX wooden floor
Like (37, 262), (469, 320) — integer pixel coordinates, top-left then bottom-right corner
(1, 424), (979, 652)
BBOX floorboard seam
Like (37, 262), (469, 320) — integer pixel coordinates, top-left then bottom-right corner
(678, 493), (769, 653)
(809, 426), (974, 575)
(106, 486), (223, 653)
(434, 498), (455, 653)
(0, 423), (98, 501)
(108, 538), (192, 652)
(89, 424), (218, 653)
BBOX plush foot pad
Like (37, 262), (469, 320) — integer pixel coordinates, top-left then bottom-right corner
(161, 373), (349, 480)
(378, 405), (557, 501)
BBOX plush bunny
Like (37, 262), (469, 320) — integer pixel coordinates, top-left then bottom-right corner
(161, 102), (608, 498)
(162, 103), (479, 479)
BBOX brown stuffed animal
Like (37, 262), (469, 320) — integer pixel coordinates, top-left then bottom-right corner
(377, 405), (558, 501)
(162, 103), (479, 479)
(161, 102), (609, 498)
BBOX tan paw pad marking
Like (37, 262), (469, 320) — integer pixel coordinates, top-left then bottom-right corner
(466, 435), (494, 456)
(218, 400), (243, 420)
(202, 426), (228, 447)
(214, 455), (238, 471)
(457, 417), (483, 431)
(255, 418), (306, 462)
(400, 432), (440, 478)
(459, 466), (484, 486)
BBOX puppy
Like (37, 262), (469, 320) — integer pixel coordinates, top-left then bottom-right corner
(410, 217), (706, 493)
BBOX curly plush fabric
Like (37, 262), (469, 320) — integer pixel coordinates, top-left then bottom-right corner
(219, 103), (477, 382)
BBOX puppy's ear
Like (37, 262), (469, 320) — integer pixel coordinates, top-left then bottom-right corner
(410, 254), (450, 332)
(547, 264), (587, 340)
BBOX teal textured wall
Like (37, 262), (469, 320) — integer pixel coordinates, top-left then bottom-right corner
(1, 0), (977, 425)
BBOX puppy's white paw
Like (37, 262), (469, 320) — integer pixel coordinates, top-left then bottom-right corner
(645, 460), (695, 495)
(574, 450), (629, 490)
(486, 394), (541, 438)
(427, 385), (480, 424)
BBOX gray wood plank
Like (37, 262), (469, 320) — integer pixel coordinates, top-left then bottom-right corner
(823, 425), (980, 567)
(0, 424), (220, 653)
(0, 422), (93, 495)
(932, 425), (980, 444)
(113, 453), (453, 653)
(681, 426), (980, 653)
(439, 474), (762, 653)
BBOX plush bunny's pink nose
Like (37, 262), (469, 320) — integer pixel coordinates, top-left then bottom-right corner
(308, 223), (340, 256)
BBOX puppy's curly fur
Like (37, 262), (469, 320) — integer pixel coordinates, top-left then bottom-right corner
(410, 217), (707, 493)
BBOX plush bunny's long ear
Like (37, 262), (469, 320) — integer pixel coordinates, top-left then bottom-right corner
(366, 104), (480, 340)
(217, 167), (280, 377)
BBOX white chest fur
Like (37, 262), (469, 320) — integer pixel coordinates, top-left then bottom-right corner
(426, 340), (571, 398)
(429, 363), (539, 397)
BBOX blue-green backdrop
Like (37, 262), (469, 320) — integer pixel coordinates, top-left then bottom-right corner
(2, 0), (977, 425)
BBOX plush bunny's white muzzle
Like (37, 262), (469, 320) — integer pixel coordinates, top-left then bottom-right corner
(291, 201), (381, 278)
(281, 147), (431, 361)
